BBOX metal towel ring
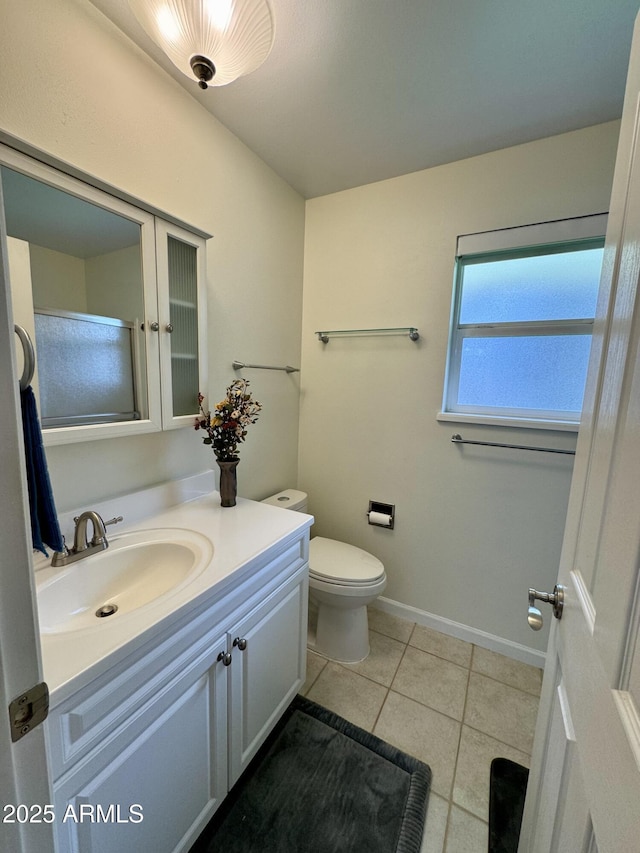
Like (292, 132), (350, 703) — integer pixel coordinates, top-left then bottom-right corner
(14, 324), (35, 390)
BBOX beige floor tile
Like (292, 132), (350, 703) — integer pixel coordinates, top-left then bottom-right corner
(420, 792), (448, 853)
(392, 646), (469, 721)
(305, 661), (387, 731)
(410, 625), (473, 669)
(445, 806), (488, 853)
(464, 672), (539, 753)
(340, 630), (406, 686)
(301, 624), (539, 853)
(368, 607), (415, 643)
(471, 646), (543, 696)
(453, 725), (530, 820)
(374, 691), (461, 799)
(301, 650), (327, 695)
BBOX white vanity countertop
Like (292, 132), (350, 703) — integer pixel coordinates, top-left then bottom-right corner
(35, 479), (313, 702)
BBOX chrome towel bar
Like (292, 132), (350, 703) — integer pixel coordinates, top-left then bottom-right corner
(233, 360), (299, 374)
(14, 324), (35, 390)
(316, 327), (419, 343)
(451, 433), (575, 456)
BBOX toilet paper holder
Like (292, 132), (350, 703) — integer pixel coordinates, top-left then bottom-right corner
(367, 501), (395, 529)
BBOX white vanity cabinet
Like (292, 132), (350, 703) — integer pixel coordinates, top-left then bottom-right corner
(46, 533), (308, 853)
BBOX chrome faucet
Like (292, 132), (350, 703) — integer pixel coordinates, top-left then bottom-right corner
(52, 511), (123, 567)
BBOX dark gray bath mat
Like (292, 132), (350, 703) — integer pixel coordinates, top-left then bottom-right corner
(191, 694), (431, 853)
(488, 757), (529, 853)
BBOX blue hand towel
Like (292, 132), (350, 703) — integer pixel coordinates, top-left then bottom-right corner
(20, 385), (64, 556)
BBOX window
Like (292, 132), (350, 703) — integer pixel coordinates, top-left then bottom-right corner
(440, 216), (606, 429)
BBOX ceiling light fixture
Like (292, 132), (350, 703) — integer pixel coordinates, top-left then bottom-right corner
(127, 0), (275, 89)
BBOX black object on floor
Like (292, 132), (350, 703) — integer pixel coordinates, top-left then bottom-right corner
(488, 757), (529, 853)
(191, 695), (431, 853)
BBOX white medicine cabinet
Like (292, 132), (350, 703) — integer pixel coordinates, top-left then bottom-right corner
(1, 141), (209, 445)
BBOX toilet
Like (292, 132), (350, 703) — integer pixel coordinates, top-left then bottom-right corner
(261, 489), (386, 663)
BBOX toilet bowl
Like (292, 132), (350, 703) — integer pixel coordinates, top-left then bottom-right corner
(261, 490), (387, 663)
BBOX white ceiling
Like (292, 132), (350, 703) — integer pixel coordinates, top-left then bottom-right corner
(88, 0), (640, 199)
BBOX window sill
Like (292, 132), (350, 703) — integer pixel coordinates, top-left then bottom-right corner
(436, 411), (579, 433)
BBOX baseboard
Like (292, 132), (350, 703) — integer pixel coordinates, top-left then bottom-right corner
(372, 596), (546, 669)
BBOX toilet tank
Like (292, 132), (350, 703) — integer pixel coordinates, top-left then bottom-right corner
(261, 489), (308, 513)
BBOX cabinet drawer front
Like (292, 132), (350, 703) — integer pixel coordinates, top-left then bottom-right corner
(234, 538), (307, 608)
(47, 623), (227, 779)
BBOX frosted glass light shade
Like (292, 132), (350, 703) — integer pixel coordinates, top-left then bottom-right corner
(128, 0), (274, 87)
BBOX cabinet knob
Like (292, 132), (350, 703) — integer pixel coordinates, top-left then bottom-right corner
(217, 651), (232, 666)
(166, 323), (174, 333)
(233, 637), (247, 651)
(149, 321), (160, 332)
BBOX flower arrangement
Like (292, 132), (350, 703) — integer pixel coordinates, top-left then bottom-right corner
(195, 380), (262, 462)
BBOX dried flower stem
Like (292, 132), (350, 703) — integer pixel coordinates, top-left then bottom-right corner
(195, 380), (262, 462)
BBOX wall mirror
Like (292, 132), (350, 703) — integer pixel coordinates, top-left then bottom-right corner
(1, 141), (208, 445)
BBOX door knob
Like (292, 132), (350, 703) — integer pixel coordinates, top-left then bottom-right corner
(528, 585), (564, 630)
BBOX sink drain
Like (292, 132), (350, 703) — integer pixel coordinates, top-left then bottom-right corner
(96, 603), (119, 618)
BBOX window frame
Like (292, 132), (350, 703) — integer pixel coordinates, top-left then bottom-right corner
(439, 217), (607, 431)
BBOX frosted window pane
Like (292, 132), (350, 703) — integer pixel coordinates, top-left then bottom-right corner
(457, 335), (592, 412)
(35, 313), (137, 424)
(459, 247), (603, 324)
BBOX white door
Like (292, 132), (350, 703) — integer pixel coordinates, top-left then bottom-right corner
(519, 13), (640, 852)
(0, 184), (55, 850)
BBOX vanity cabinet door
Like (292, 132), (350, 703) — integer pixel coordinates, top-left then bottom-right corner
(228, 566), (308, 786)
(155, 220), (208, 430)
(52, 636), (228, 853)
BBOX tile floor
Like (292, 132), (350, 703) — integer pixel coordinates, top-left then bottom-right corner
(301, 609), (542, 853)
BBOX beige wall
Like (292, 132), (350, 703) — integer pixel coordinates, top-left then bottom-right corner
(0, 0), (622, 656)
(0, 0), (305, 511)
(29, 247), (88, 313)
(300, 122), (620, 654)
(85, 245), (143, 320)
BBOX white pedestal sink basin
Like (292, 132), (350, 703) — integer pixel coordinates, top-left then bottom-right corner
(37, 528), (213, 634)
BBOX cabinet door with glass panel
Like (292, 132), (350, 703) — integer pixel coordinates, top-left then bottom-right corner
(155, 220), (207, 429)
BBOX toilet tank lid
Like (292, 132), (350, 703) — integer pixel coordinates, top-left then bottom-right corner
(261, 489), (308, 510)
(309, 537), (385, 583)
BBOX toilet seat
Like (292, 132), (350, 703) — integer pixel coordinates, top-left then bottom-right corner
(261, 490), (386, 663)
(309, 537), (385, 586)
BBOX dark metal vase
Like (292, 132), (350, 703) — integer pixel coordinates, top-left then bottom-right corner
(217, 458), (239, 507)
